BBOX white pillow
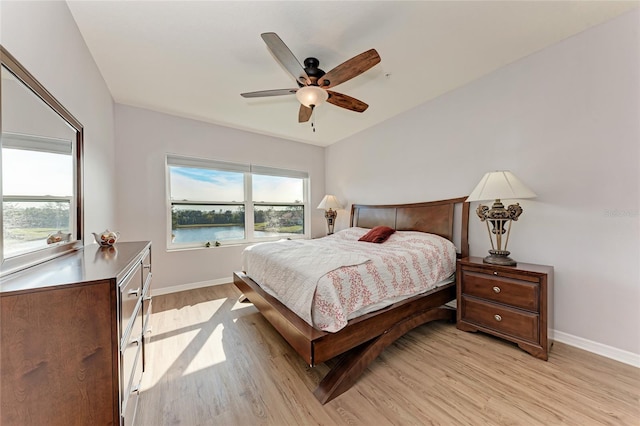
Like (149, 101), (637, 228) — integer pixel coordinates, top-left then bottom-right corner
(329, 227), (370, 241)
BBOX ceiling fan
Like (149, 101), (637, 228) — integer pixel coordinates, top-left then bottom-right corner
(241, 32), (381, 123)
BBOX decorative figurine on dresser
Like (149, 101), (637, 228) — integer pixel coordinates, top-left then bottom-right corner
(456, 256), (553, 360)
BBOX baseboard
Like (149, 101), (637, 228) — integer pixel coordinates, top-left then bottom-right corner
(553, 330), (640, 368)
(152, 277), (230, 296)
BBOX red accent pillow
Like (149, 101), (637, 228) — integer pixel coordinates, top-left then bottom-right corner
(358, 226), (396, 243)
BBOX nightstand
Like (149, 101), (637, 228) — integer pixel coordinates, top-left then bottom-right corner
(456, 256), (554, 360)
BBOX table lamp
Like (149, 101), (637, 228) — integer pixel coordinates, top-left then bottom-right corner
(466, 171), (536, 266)
(317, 195), (342, 235)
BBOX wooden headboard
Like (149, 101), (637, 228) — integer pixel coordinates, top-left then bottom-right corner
(350, 196), (470, 258)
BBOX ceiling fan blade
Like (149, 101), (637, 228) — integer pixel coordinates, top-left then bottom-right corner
(320, 49), (381, 89)
(261, 32), (310, 85)
(326, 91), (369, 112)
(298, 105), (312, 123)
(241, 88), (297, 98)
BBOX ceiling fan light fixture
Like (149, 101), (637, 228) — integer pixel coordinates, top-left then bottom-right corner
(296, 85), (328, 108)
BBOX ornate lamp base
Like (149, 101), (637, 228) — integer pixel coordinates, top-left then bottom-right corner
(483, 249), (517, 266)
(324, 208), (337, 235)
(476, 199), (523, 267)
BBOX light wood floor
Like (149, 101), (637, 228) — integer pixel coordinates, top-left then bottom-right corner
(136, 284), (639, 426)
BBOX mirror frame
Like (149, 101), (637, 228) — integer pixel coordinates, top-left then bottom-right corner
(0, 45), (84, 276)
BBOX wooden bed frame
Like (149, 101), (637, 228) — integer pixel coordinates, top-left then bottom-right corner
(233, 196), (469, 404)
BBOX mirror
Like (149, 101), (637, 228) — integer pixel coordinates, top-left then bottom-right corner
(0, 45), (84, 276)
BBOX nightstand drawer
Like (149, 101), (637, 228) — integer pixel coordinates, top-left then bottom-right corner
(461, 296), (539, 343)
(461, 270), (539, 311)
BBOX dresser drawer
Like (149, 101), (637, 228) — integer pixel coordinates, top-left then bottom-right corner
(141, 249), (151, 287)
(142, 262), (152, 329)
(120, 262), (143, 337)
(121, 302), (143, 393)
(121, 342), (142, 426)
(142, 293), (153, 372)
(461, 296), (539, 343)
(122, 386), (139, 426)
(461, 270), (539, 311)
(142, 293), (152, 332)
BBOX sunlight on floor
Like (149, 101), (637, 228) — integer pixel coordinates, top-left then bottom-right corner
(231, 298), (251, 311)
(143, 297), (230, 388)
(183, 323), (226, 375)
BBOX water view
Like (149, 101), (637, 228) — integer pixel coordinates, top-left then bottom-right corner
(172, 225), (298, 243)
(171, 204), (304, 244)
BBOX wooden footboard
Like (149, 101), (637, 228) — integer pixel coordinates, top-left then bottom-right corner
(234, 271), (456, 403)
(313, 302), (455, 404)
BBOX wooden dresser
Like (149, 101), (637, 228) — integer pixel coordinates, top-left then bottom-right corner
(0, 241), (152, 426)
(456, 256), (553, 360)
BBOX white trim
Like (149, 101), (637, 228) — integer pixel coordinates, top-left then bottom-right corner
(152, 277), (231, 296)
(553, 329), (640, 368)
(3, 132), (72, 154)
(167, 154), (250, 173)
(251, 164), (309, 179)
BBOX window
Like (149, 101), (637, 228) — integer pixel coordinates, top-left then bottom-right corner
(1, 46), (83, 277)
(2, 135), (76, 258)
(167, 155), (309, 248)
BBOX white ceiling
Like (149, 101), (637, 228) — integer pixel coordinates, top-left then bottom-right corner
(66, 1), (637, 147)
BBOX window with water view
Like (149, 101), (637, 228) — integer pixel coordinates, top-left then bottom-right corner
(2, 136), (76, 259)
(167, 156), (308, 247)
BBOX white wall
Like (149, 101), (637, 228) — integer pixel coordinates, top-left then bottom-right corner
(114, 105), (326, 291)
(327, 10), (640, 358)
(1, 1), (117, 236)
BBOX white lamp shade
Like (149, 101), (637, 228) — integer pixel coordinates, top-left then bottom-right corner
(296, 86), (328, 108)
(317, 195), (342, 210)
(466, 171), (536, 202)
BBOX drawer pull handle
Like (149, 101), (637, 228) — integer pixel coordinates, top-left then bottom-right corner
(492, 286), (501, 293)
(143, 265), (151, 270)
(494, 314), (502, 322)
(128, 288), (140, 297)
(131, 336), (142, 346)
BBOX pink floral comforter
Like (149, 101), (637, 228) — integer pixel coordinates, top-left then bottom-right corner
(242, 227), (457, 332)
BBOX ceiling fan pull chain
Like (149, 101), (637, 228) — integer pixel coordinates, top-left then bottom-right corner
(311, 105), (316, 132)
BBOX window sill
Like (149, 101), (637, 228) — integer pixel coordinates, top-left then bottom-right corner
(166, 235), (310, 252)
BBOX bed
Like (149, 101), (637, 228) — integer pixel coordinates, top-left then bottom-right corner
(233, 196), (469, 403)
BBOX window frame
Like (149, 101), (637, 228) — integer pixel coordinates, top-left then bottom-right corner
(166, 154), (310, 250)
(0, 46), (84, 277)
